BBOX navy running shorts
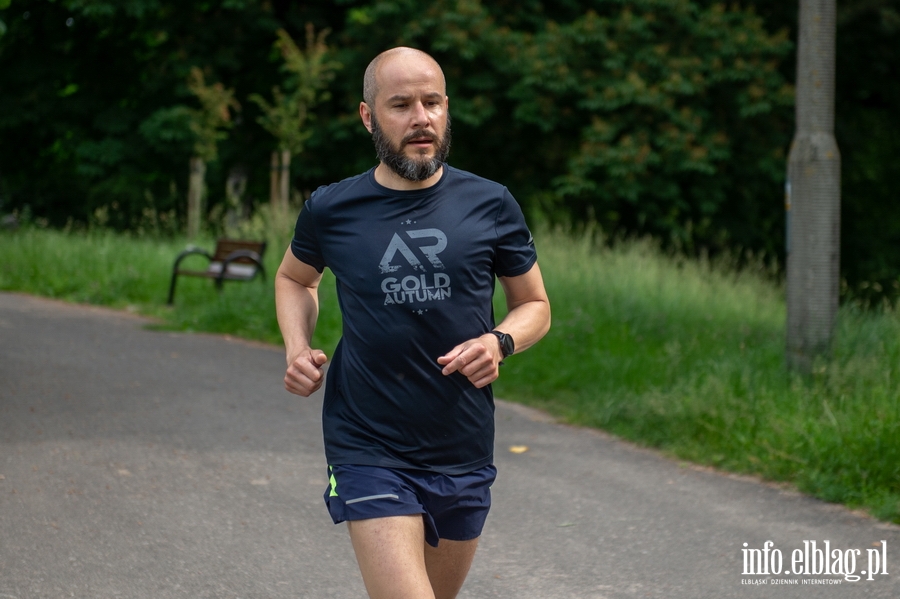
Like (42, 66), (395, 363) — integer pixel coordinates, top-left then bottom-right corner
(324, 463), (497, 547)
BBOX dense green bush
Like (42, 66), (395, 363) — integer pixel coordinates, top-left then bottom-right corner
(1, 1), (898, 299)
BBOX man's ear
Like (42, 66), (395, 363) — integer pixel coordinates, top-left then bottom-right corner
(359, 102), (373, 133)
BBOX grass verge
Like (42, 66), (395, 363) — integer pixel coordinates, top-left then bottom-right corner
(2, 225), (898, 523)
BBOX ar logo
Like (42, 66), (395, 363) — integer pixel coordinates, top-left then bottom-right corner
(379, 228), (447, 274)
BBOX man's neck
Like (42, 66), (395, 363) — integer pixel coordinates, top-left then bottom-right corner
(374, 163), (443, 191)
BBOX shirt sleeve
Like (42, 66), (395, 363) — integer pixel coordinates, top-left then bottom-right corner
(493, 188), (537, 278)
(290, 198), (327, 273)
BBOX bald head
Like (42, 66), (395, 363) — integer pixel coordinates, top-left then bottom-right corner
(363, 47), (445, 107)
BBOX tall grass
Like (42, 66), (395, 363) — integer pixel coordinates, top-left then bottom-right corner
(0, 224), (342, 352)
(494, 230), (900, 522)
(2, 225), (898, 522)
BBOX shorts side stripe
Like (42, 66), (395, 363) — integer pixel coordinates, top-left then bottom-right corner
(345, 493), (400, 505)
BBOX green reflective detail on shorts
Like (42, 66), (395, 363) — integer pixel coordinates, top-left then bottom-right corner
(329, 465), (338, 497)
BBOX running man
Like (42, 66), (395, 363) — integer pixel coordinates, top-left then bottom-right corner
(275, 46), (551, 599)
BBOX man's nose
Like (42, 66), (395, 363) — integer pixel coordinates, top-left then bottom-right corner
(410, 101), (430, 128)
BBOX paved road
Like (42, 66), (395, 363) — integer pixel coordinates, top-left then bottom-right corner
(1, 292), (898, 599)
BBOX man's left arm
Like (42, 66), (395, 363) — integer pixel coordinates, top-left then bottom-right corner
(438, 263), (551, 388)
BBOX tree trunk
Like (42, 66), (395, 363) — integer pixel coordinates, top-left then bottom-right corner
(279, 148), (292, 213)
(269, 150), (280, 210)
(187, 156), (207, 240)
(225, 165), (247, 231)
(785, 0), (841, 373)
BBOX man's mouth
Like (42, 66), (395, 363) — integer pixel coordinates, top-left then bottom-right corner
(404, 134), (436, 147)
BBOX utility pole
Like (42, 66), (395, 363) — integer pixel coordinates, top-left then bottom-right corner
(786, 0), (841, 373)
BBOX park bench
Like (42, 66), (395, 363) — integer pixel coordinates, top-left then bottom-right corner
(167, 239), (267, 305)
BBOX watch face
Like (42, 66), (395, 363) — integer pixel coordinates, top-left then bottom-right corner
(503, 335), (515, 357)
(494, 331), (514, 358)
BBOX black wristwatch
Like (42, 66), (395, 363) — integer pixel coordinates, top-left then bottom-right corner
(490, 330), (515, 360)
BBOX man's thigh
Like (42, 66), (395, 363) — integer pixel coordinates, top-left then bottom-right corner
(347, 516), (480, 599)
(424, 536), (480, 599)
(347, 515), (435, 599)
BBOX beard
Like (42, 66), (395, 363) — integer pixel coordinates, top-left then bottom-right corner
(371, 114), (452, 182)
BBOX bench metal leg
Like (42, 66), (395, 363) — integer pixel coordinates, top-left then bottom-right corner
(167, 271), (179, 305)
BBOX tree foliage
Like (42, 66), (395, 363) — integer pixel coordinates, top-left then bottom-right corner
(249, 25), (340, 212)
(0, 0), (898, 300)
(185, 67), (240, 163)
(507, 2), (793, 250)
(833, 1), (900, 301)
(0, 0), (9, 37)
(250, 25), (339, 155)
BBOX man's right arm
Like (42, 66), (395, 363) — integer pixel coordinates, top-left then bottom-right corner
(275, 248), (328, 397)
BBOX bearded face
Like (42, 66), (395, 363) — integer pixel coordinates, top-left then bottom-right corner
(371, 113), (452, 182)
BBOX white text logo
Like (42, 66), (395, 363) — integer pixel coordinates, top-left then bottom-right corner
(741, 540), (889, 584)
(378, 228), (451, 308)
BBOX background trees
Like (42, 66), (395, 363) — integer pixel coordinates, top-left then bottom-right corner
(1, 0), (898, 303)
(250, 25), (340, 213)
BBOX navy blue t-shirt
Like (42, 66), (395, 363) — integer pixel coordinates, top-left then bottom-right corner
(291, 165), (537, 474)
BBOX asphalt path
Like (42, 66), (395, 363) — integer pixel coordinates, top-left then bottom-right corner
(1, 291), (898, 599)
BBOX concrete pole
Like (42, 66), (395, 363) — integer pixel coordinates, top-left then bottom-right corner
(786, 0), (841, 373)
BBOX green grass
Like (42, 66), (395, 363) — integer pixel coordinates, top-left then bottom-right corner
(2, 225), (898, 523)
(0, 226), (342, 353)
(494, 232), (900, 522)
